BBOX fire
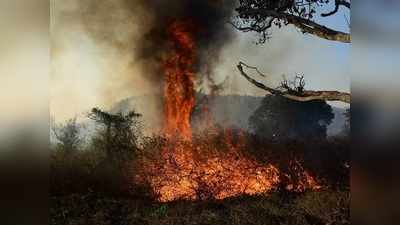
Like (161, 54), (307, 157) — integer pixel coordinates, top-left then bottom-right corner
(163, 21), (196, 140)
(135, 20), (321, 202)
(140, 129), (282, 202)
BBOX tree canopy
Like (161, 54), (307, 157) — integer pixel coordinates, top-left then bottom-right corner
(249, 95), (334, 141)
(88, 108), (142, 163)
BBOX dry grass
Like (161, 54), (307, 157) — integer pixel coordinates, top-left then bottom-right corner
(51, 190), (349, 225)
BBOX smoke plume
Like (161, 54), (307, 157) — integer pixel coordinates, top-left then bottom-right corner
(81, 0), (236, 90)
(52, 0), (347, 124)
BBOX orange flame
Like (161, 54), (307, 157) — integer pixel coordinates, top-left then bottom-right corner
(163, 21), (196, 140)
(143, 129), (281, 202)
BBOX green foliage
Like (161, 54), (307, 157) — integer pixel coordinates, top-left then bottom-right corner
(51, 107), (144, 196)
(151, 205), (168, 218)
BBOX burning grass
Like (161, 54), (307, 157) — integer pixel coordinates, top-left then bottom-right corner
(134, 128), (322, 202)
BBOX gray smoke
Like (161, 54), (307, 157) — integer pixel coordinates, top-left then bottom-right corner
(79, 0), (236, 86)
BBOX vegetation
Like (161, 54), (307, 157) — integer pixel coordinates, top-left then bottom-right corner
(51, 191), (349, 225)
(51, 2), (351, 224)
(51, 105), (349, 225)
(51, 117), (83, 154)
(51, 108), (143, 196)
(249, 95), (334, 141)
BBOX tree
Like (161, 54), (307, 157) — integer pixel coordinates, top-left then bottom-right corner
(51, 117), (82, 154)
(341, 108), (350, 137)
(88, 107), (142, 164)
(242, 64), (337, 141)
(237, 62), (350, 104)
(232, 0), (350, 43)
(249, 94), (334, 141)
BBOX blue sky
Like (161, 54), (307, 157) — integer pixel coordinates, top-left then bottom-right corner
(215, 7), (351, 98)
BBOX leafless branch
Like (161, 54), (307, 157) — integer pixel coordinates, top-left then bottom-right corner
(321, 0), (350, 17)
(237, 61), (268, 77)
(237, 62), (350, 103)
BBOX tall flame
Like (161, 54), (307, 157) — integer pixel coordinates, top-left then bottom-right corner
(163, 21), (196, 140)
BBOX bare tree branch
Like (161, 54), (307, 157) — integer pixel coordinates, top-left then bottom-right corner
(321, 0), (351, 17)
(237, 62), (350, 104)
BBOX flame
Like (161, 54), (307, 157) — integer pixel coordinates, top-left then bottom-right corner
(141, 129), (281, 202)
(135, 20), (321, 202)
(163, 21), (196, 140)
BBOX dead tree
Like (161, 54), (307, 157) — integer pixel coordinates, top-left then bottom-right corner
(237, 62), (350, 103)
(232, 0), (350, 43)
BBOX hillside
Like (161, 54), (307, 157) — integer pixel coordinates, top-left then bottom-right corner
(111, 94), (347, 136)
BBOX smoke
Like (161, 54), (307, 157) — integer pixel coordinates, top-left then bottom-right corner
(82, 0), (236, 88)
(51, 0), (349, 124)
(51, 0), (237, 122)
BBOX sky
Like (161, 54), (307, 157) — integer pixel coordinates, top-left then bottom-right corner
(50, 1), (351, 122)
